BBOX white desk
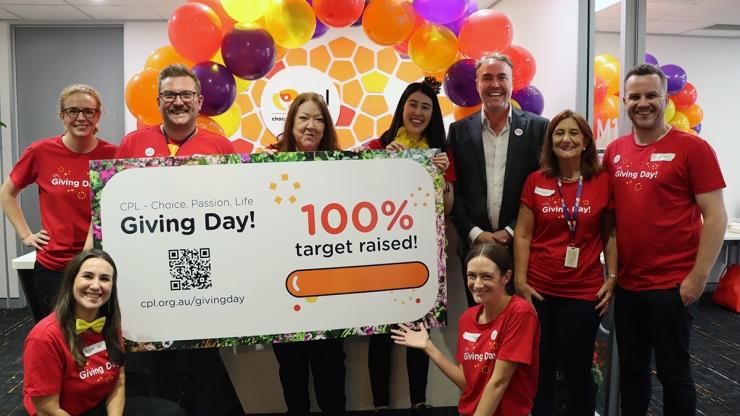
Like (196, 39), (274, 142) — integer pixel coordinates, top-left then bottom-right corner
(11, 250), (36, 270)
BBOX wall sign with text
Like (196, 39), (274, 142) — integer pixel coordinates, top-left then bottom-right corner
(91, 150), (446, 351)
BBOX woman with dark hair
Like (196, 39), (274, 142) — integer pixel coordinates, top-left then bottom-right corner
(268, 92), (347, 415)
(1, 84), (117, 322)
(363, 78), (454, 412)
(364, 77), (455, 215)
(513, 109), (617, 416)
(392, 244), (540, 415)
(22, 249), (184, 416)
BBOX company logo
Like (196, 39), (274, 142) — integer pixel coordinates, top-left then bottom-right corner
(613, 155), (621, 164)
(260, 66), (341, 138)
(273, 89), (299, 111)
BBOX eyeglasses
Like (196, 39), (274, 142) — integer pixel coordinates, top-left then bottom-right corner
(63, 107), (99, 119)
(159, 90), (197, 103)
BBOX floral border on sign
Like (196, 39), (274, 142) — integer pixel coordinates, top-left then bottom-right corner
(90, 150), (447, 351)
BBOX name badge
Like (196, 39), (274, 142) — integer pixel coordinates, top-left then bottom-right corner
(534, 187), (555, 197)
(650, 153), (675, 162)
(83, 341), (107, 357)
(462, 332), (481, 342)
(564, 246), (580, 268)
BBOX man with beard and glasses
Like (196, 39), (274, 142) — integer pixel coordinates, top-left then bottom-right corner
(114, 64), (241, 416)
(448, 52), (548, 305)
(603, 64), (727, 416)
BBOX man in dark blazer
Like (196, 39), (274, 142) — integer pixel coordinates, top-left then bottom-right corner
(448, 52), (548, 305)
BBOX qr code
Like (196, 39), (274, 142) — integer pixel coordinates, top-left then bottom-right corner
(168, 248), (212, 290)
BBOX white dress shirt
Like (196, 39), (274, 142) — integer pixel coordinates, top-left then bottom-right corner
(468, 107), (513, 244)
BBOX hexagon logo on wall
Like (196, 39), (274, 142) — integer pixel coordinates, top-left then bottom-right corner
(235, 29), (454, 151)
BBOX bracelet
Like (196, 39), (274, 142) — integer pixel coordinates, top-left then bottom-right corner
(607, 272), (617, 280)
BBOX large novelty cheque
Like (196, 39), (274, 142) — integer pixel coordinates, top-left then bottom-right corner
(91, 150), (446, 351)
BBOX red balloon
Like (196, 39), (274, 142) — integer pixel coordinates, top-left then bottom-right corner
(501, 45), (535, 91)
(670, 81), (697, 111)
(594, 75), (607, 106)
(187, 0), (237, 35)
(168, 3), (223, 62)
(458, 10), (512, 60)
(313, 0), (365, 28)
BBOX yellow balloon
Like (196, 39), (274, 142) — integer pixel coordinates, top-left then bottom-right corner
(595, 53), (619, 75)
(212, 101), (242, 138)
(669, 111), (690, 132)
(222, 0), (269, 22)
(664, 98), (676, 123)
(510, 98), (521, 109)
(600, 61), (620, 96)
(408, 24), (459, 73)
(264, 0), (316, 49)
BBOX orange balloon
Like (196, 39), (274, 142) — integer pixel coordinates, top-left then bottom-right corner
(125, 69), (162, 126)
(682, 103), (703, 128)
(453, 104), (481, 120)
(145, 45), (193, 72)
(408, 24), (458, 73)
(196, 115), (226, 136)
(362, 0), (416, 46)
(595, 94), (620, 120)
(188, 0), (237, 35)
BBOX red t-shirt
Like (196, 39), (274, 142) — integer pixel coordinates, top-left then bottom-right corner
(603, 128), (726, 291)
(455, 296), (540, 416)
(520, 170), (610, 300)
(23, 314), (121, 415)
(9, 136), (117, 271)
(115, 125), (236, 158)
(363, 138), (456, 182)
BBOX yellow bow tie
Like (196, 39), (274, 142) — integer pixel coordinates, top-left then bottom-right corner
(167, 143), (180, 157)
(75, 317), (106, 334)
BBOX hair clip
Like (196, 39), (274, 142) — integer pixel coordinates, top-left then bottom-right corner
(422, 76), (442, 95)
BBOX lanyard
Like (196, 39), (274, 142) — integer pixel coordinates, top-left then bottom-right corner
(162, 126), (197, 156)
(556, 176), (583, 245)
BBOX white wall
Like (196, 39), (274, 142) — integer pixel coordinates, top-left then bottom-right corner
(123, 22), (168, 134)
(597, 32), (740, 219)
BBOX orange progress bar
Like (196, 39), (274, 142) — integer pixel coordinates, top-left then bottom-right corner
(286, 262), (429, 297)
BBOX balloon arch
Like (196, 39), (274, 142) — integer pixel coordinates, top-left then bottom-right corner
(126, 0), (544, 151)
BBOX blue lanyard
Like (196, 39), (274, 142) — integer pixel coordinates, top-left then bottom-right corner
(556, 176), (583, 245)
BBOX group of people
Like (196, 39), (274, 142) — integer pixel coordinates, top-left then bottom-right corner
(3, 49), (727, 416)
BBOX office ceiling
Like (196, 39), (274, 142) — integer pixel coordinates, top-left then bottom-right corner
(0, 0), (738, 37)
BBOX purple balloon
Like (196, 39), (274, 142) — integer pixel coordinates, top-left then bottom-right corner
(313, 18), (329, 38)
(512, 85), (545, 116)
(413, 0), (467, 24)
(192, 61), (236, 116)
(222, 26), (276, 81)
(444, 59), (480, 107)
(443, 0), (477, 36)
(645, 52), (659, 66)
(693, 123), (701, 133)
(660, 64), (687, 95)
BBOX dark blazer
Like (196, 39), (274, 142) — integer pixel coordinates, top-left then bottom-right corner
(448, 107), (548, 256)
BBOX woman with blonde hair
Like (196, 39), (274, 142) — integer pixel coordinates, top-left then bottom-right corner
(1, 84), (116, 321)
